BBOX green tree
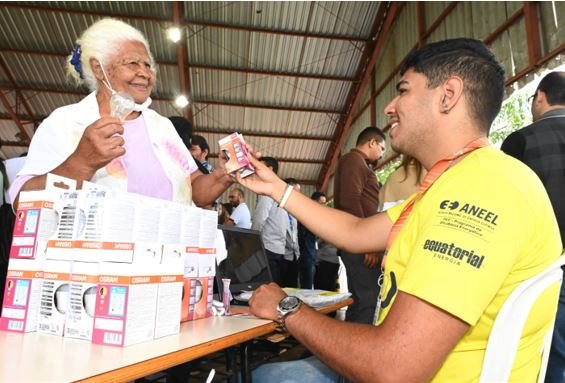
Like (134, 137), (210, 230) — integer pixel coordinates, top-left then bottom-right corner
(489, 93), (531, 145)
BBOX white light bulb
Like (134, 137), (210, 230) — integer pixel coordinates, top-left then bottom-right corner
(167, 27), (182, 43)
(175, 95), (189, 108)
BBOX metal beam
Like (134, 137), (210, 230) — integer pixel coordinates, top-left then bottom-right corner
(0, 140), (29, 148)
(523, 2), (542, 66)
(186, 20), (368, 43)
(207, 153), (324, 164)
(1, 2), (368, 43)
(318, 2), (403, 191)
(483, 8), (523, 45)
(195, 99), (341, 115)
(0, 90), (31, 144)
(3, 85), (341, 115)
(172, 1), (193, 123)
(2, 48), (355, 82)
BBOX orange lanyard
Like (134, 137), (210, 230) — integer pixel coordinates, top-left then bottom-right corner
(381, 137), (490, 268)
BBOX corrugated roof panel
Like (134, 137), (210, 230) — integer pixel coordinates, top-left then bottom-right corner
(187, 26), (250, 68)
(302, 39), (363, 78)
(293, 78), (351, 111)
(153, 64), (181, 98)
(192, 103), (244, 132)
(20, 91), (82, 117)
(251, 2), (311, 32)
(0, 120), (21, 143)
(4, 53), (66, 89)
(185, 2), (254, 26)
(286, 112), (337, 138)
(310, 2), (378, 38)
(191, 69), (247, 102)
(249, 33), (304, 72)
(245, 74), (297, 107)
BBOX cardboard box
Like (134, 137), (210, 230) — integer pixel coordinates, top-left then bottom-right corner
(64, 262), (99, 341)
(218, 133), (255, 178)
(10, 174), (76, 260)
(0, 259), (44, 333)
(37, 260), (72, 336)
(154, 262), (183, 339)
(183, 276), (213, 321)
(92, 263), (158, 347)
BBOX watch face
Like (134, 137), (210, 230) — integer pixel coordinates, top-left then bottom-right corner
(280, 296), (300, 311)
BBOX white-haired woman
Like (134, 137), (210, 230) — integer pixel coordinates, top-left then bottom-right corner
(9, 18), (232, 206)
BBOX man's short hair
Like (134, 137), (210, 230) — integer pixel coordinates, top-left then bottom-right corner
(537, 72), (565, 106)
(191, 135), (210, 159)
(311, 191), (326, 202)
(230, 188), (244, 198)
(356, 126), (386, 146)
(261, 157), (279, 174)
(400, 38), (505, 133)
(169, 116), (192, 148)
(285, 178), (299, 186)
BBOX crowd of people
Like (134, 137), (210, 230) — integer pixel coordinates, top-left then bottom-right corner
(1, 16), (564, 383)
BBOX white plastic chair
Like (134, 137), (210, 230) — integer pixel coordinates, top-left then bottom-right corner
(479, 255), (565, 383)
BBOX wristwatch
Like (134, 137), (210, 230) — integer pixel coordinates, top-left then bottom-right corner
(276, 296), (304, 332)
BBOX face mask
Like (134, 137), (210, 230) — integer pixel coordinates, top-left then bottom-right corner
(99, 61), (152, 118)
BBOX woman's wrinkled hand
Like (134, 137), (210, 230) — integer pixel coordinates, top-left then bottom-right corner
(71, 116), (125, 175)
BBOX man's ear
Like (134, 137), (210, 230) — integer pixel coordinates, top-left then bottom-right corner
(90, 58), (105, 81)
(440, 76), (464, 114)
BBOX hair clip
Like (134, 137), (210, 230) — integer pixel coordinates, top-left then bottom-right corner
(70, 44), (84, 79)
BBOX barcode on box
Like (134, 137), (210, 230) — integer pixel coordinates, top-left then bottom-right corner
(18, 248), (33, 257)
(104, 332), (122, 345)
(8, 320), (24, 331)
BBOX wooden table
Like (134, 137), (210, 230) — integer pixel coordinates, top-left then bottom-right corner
(0, 299), (352, 383)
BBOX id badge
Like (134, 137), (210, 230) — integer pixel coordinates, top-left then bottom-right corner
(372, 271), (385, 325)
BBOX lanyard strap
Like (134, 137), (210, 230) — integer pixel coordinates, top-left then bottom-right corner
(382, 137), (490, 268)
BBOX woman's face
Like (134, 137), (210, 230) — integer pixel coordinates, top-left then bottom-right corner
(104, 40), (155, 104)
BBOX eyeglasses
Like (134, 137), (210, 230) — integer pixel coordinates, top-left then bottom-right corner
(119, 58), (155, 74)
(528, 93), (537, 103)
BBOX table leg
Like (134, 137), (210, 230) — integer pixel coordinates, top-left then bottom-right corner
(240, 342), (252, 383)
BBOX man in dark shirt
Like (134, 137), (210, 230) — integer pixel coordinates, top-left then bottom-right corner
(501, 71), (565, 383)
(334, 126), (386, 323)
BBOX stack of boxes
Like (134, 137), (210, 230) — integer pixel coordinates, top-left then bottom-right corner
(0, 175), (219, 347)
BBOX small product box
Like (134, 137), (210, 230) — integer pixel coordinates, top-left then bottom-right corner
(37, 260), (72, 336)
(64, 262), (99, 341)
(10, 174), (76, 260)
(92, 263), (158, 347)
(0, 258), (44, 333)
(154, 262), (183, 339)
(184, 276), (214, 321)
(218, 133), (255, 178)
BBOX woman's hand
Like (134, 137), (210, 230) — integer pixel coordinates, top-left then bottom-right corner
(70, 116), (125, 177)
(236, 147), (285, 200)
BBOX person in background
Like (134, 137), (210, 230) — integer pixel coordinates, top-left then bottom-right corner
(251, 157), (288, 286)
(334, 126), (386, 324)
(190, 134), (213, 174)
(218, 202), (235, 225)
(9, 18), (233, 209)
(314, 238), (340, 292)
(168, 116), (210, 176)
(0, 160), (14, 313)
(282, 178), (301, 288)
(500, 71), (565, 383)
(378, 155), (426, 211)
(238, 38), (561, 382)
(298, 191), (327, 289)
(225, 188), (251, 229)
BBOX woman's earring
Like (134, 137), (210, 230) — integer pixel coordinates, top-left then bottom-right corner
(442, 105), (450, 114)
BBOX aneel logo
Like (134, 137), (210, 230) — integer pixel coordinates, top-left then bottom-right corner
(440, 200), (499, 225)
(423, 239), (484, 269)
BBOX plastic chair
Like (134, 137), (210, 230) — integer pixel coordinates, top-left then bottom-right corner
(479, 255), (565, 383)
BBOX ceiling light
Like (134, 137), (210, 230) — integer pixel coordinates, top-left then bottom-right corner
(175, 95), (189, 108)
(167, 27), (182, 43)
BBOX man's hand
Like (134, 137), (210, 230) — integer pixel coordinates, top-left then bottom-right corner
(70, 117), (125, 177)
(236, 148), (285, 199)
(364, 252), (381, 269)
(248, 282), (287, 321)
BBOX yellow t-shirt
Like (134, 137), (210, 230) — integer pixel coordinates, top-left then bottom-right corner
(379, 147), (562, 382)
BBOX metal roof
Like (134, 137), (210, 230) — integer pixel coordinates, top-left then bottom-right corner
(0, 1), (383, 188)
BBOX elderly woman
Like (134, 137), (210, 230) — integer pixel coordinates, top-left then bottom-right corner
(9, 18), (232, 206)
